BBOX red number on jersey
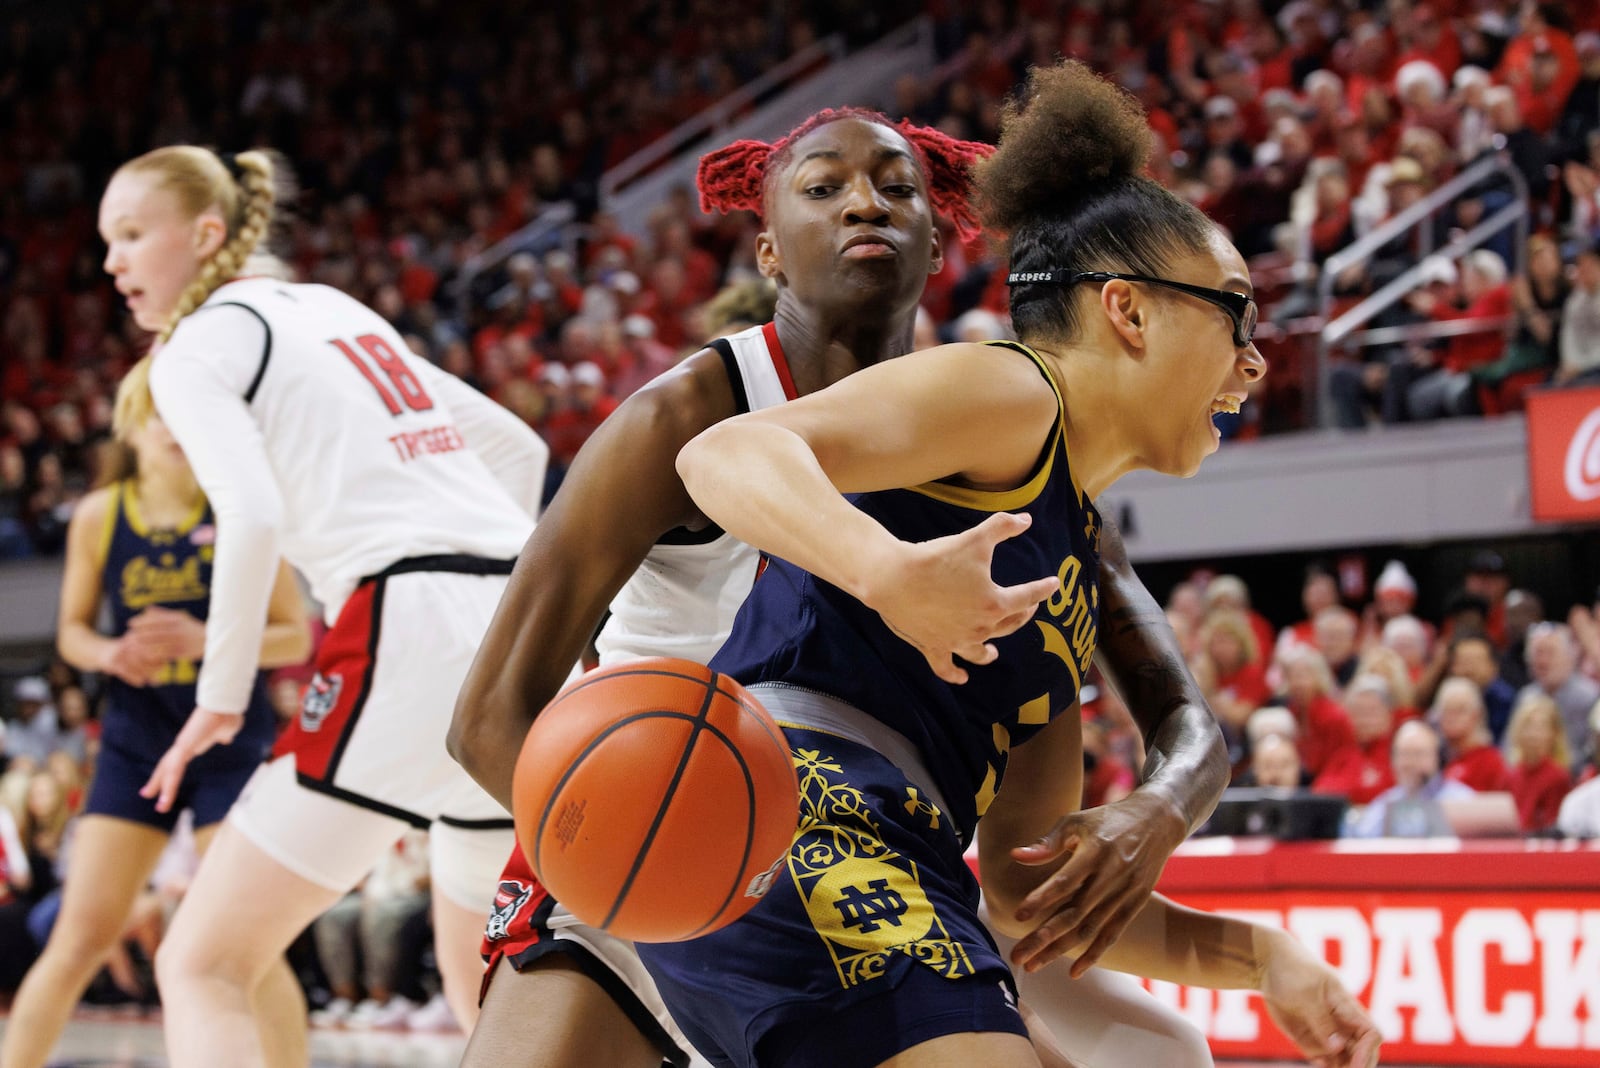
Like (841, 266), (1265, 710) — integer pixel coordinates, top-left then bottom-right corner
(331, 335), (435, 415)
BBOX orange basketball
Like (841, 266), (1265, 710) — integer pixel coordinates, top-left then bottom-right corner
(512, 657), (800, 943)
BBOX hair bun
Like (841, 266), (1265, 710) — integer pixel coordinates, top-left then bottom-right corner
(975, 61), (1153, 237)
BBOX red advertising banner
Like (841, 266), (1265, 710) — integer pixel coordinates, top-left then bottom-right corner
(1526, 386), (1600, 523)
(1136, 838), (1600, 1067)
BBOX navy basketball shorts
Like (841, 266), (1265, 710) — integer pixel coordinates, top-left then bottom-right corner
(636, 726), (1026, 1068)
(84, 738), (259, 833)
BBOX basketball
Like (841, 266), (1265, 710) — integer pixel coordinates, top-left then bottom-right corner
(511, 657), (800, 943)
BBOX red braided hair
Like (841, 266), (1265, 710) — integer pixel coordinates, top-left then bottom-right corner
(696, 107), (993, 240)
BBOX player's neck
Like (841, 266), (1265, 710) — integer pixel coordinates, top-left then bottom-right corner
(134, 468), (202, 526)
(771, 304), (916, 396)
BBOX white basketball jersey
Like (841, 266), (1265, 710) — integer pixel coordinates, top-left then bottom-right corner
(596, 323), (797, 666)
(153, 278), (540, 619)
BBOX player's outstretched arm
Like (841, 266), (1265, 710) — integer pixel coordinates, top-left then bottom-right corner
(448, 351), (736, 810)
(676, 343), (1062, 684)
(1088, 895), (1382, 1068)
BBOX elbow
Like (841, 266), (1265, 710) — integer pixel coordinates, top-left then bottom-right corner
(674, 427), (718, 496)
(446, 686), (490, 774)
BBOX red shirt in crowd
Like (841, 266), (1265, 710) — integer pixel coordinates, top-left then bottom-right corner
(1433, 284), (1513, 373)
(1444, 743), (1512, 794)
(1507, 758), (1571, 832)
(1291, 695), (1357, 776)
(1312, 735), (1396, 804)
(1216, 660), (1273, 710)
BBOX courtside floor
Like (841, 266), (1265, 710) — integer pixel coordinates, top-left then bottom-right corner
(0, 1014), (1494, 1068)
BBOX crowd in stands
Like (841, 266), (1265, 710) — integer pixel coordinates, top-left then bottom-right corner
(1070, 549), (1600, 842)
(7, 1), (1600, 558)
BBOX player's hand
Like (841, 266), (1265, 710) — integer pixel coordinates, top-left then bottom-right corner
(1006, 790), (1187, 978)
(100, 635), (167, 687)
(140, 707), (243, 812)
(871, 512), (1059, 685)
(126, 606), (207, 661)
(1260, 929), (1383, 1068)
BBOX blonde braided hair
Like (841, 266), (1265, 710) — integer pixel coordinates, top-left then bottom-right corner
(114, 146), (288, 343)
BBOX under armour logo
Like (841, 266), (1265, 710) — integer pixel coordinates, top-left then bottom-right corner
(834, 879), (909, 934)
(903, 787), (941, 831)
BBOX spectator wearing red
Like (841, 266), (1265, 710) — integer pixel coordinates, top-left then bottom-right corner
(1437, 677), (1514, 792)
(1394, 59), (1457, 141)
(1313, 674), (1399, 803)
(1497, 2), (1582, 135)
(1204, 574), (1277, 663)
(1199, 609), (1272, 743)
(1309, 170), (1357, 262)
(1394, 3), (1462, 82)
(1313, 605), (1362, 688)
(1275, 646), (1357, 776)
(1503, 693), (1573, 831)
(542, 361), (618, 469)
(1402, 249), (1515, 420)
(1463, 550), (1513, 650)
(1277, 565), (1340, 654)
(1355, 645), (1425, 726)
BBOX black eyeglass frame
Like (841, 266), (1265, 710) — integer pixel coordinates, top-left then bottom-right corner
(1006, 269), (1258, 348)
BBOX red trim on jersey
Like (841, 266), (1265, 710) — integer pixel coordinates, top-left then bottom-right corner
(762, 322), (799, 401)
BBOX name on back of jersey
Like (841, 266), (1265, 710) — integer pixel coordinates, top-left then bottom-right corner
(387, 423), (467, 463)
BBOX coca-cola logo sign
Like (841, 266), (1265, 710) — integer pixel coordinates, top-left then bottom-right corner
(1564, 407), (1600, 503)
(1528, 388), (1600, 522)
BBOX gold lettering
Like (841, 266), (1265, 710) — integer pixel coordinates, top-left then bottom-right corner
(1047, 556), (1082, 616)
(120, 556), (207, 610)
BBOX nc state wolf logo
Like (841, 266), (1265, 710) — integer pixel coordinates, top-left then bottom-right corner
(300, 673), (343, 732)
(486, 880), (532, 941)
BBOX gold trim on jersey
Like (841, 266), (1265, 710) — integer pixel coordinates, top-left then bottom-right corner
(96, 483), (122, 571)
(121, 480), (208, 540)
(906, 341), (1079, 512)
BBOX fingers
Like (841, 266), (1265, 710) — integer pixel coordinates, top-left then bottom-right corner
(1347, 1027), (1382, 1068)
(139, 751), (183, 813)
(1011, 830), (1080, 865)
(971, 511), (1033, 547)
(921, 650), (969, 686)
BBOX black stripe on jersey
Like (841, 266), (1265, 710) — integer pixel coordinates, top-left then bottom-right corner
(361, 553), (518, 585)
(659, 338), (743, 546)
(436, 814), (516, 830)
(295, 774), (431, 829)
(323, 572), (388, 783)
(657, 522), (725, 546)
(202, 301), (274, 403)
(707, 337), (750, 415)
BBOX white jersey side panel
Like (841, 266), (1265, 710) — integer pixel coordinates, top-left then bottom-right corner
(596, 324), (793, 666)
(162, 278), (534, 617)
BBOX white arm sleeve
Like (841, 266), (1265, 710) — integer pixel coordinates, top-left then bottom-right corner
(415, 360), (549, 519)
(149, 307), (283, 714)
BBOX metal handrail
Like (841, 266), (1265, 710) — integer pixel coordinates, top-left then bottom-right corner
(599, 34), (848, 199)
(1323, 196), (1529, 346)
(1319, 154), (1514, 295)
(450, 201), (577, 323)
(1313, 151), (1529, 425)
(1342, 314), (1514, 348)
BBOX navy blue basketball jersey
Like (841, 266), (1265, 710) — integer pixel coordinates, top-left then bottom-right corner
(711, 341), (1102, 840)
(98, 482), (276, 766)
